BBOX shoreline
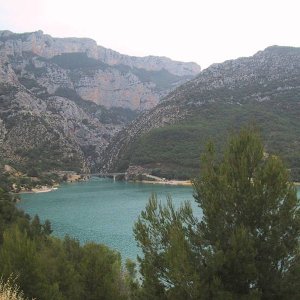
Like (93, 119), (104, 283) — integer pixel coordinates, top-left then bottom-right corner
(19, 186), (58, 194)
(135, 180), (300, 188)
(133, 179), (193, 186)
(17, 176), (89, 195)
(17, 178), (300, 192)
(32, 186), (58, 193)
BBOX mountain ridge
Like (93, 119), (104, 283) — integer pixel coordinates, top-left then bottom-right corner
(100, 45), (300, 180)
(0, 30), (201, 76)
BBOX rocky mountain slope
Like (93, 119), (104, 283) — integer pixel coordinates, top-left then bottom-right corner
(0, 30), (200, 110)
(0, 30), (200, 173)
(100, 46), (300, 180)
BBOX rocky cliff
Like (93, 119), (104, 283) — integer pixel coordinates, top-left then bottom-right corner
(0, 30), (200, 173)
(97, 46), (200, 76)
(100, 46), (300, 180)
(0, 30), (200, 75)
(0, 30), (200, 110)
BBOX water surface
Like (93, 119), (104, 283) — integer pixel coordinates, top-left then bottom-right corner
(18, 178), (196, 260)
(17, 179), (300, 261)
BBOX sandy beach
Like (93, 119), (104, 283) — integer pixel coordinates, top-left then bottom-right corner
(32, 186), (58, 193)
(20, 186), (58, 194)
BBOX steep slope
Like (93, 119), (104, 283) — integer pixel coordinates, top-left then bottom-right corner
(101, 46), (300, 180)
(0, 30), (200, 173)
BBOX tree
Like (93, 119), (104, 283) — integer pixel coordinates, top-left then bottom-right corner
(134, 195), (200, 300)
(134, 128), (300, 299)
(43, 219), (53, 235)
(30, 215), (42, 236)
(80, 243), (126, 300)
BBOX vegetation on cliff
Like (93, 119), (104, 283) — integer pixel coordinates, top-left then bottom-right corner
(117, 101), (300, 181)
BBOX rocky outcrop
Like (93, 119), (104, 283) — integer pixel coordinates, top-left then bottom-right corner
(97, 46), (201, 76)
(0, 30), (200, 77)
(165, 45), (300, 104)
(0, 30), (200, 111)
(0, 30), (100, 60)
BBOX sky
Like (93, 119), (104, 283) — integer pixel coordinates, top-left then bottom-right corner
(0, 0), (299, 69)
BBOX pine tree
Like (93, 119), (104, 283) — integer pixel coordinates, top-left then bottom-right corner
(134, 128), (300, 299)
(193, 128), (300, 299)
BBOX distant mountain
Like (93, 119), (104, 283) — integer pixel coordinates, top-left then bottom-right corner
(101, 46), (300, 181)
(0, 30), (200, 173)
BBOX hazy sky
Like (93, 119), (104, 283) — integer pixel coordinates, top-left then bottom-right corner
(0, 0), (299, 68)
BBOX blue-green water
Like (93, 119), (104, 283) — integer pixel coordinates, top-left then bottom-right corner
(17, 179), (300, 261)
(18, 178), (196, 260)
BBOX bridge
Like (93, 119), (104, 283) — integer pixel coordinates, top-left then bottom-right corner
(81, 172), (126, 181)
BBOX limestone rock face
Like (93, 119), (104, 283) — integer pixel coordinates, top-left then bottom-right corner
(0, 30), (200, 76)
(0, 30), (99, 59)
(97, 46), (201, 76)
(0, 30), (200, 111)
(68, 68), (159, 110)
(0, 30), (200, 172)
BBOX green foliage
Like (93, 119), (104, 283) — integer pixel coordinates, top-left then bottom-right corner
(134, 128), (300, 299)
(117, 101), (300, 181)
(134, 195), (200, 300)
(115, 65), (191, 91)
(0, 226), (45, 298)
(0, 84), (18, 110)
(0, 113), (84, 173)
(97, 106), (139, 125)
(0, 166), (61, 192)
(80, 243), (125, 300)
(24, 62), (47, 77)
(133, 68), (191, 91)
(54, 87), (84, 103)
(124, 259), (140, 299)
(0, 182), (133, 299)
(19, 143), (82, 173)
(18, 77), (42, 90)
(50, 53), (107, 70)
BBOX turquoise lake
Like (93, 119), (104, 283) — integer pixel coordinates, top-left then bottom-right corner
(18, 178), (197, 261)
(17, 179), (300, 261)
